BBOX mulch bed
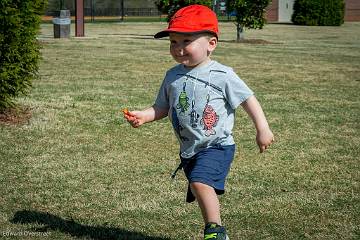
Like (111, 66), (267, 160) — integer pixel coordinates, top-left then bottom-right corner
(0, 106), (32, 125)
(221, 39), (278, 44)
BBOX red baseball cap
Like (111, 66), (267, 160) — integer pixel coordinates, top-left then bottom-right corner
(154, 4), (219, 39)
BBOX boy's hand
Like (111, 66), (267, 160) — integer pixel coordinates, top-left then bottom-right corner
(123, 109), (145, 128)
(240, 96), (274, 154)
(256, 127), (274, 153)
(122, 106), (168, 128)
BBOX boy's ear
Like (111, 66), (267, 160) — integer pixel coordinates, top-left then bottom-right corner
(208, 37), (218, 52)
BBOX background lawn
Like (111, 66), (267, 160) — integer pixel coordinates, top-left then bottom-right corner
(0, 22), (359, 239)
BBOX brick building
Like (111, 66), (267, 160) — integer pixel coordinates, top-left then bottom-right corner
(266, 0), (360, 23)
(345, 0), (360, 21)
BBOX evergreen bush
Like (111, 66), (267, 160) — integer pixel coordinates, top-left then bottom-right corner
(292, 0), (345, 26)
(0, 0), (46, 111)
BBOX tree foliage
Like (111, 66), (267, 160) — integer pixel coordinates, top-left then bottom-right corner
(155, 0), (212, 21)
(226, 0), (271, 29)
(226, 0), (271, 41)
(155, 0), (271, 41)
(0, 0), (46, 111)
(292, 0), (344, 26)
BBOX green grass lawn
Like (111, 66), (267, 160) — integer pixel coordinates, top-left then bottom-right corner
(1, 22), (359, 239)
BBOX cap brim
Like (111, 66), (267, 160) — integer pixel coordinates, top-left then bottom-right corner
(154, 29), (218, 39)
(154, 30), (170, 39)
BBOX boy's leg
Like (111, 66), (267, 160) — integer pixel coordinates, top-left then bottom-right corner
(190, 182), (221, 225)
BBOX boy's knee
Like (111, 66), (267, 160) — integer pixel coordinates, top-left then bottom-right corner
(190, 182), (213, 192)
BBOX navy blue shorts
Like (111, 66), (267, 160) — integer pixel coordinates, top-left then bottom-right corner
(180, 144), (236, 203)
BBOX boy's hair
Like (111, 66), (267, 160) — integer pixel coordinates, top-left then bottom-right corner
(174, 31), (217, 40)
(154, 5), (219, 39)
(199, 32), (218, 40)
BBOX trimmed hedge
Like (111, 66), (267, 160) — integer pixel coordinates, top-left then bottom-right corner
(292, 0), (345, 26)
(0, 0), (46, 111)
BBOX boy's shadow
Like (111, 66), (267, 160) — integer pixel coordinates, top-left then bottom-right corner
(11, 210), (170, 240)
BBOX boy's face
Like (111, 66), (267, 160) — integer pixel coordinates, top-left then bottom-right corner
(169, 33), (217, 68)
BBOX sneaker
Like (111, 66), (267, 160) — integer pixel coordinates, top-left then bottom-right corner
(204, 223), (230, 240)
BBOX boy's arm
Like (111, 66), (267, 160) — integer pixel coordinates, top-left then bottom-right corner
(241, 95), (274, 153)
(125, 105), (168, 128)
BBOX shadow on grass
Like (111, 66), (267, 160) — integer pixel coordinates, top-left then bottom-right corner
(99, 33), (168, 41)
(11, 210), (170, 240)
(100, 33), (154, 37)
(219, 39), (280, 44)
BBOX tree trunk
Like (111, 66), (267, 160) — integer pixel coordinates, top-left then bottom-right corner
(60, 0), (65, 10)
(236, 23), (245, 42)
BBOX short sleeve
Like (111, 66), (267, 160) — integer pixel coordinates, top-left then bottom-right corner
(224, 70), (254, 109)
(154, 75), (170, 110)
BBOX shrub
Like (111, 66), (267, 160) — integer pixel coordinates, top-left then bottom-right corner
(292, 0), (345, 26)
(0, 0), (46, 111)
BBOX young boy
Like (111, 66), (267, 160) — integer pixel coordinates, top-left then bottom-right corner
(124, 4), (274, 240)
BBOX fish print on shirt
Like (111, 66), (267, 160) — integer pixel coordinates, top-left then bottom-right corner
(200, 95), (219, 137)
(171, 107), (189, 142)
(176, 82), (190, 114)
(189, 100), (200, 128)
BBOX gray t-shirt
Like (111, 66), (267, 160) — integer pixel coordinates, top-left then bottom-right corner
(155, 60), (254, 158)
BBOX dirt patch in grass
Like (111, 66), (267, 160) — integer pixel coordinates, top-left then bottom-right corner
(0, 106), (32, 125)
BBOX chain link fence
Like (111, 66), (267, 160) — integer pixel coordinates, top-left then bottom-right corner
(45, 0), (162, 21)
